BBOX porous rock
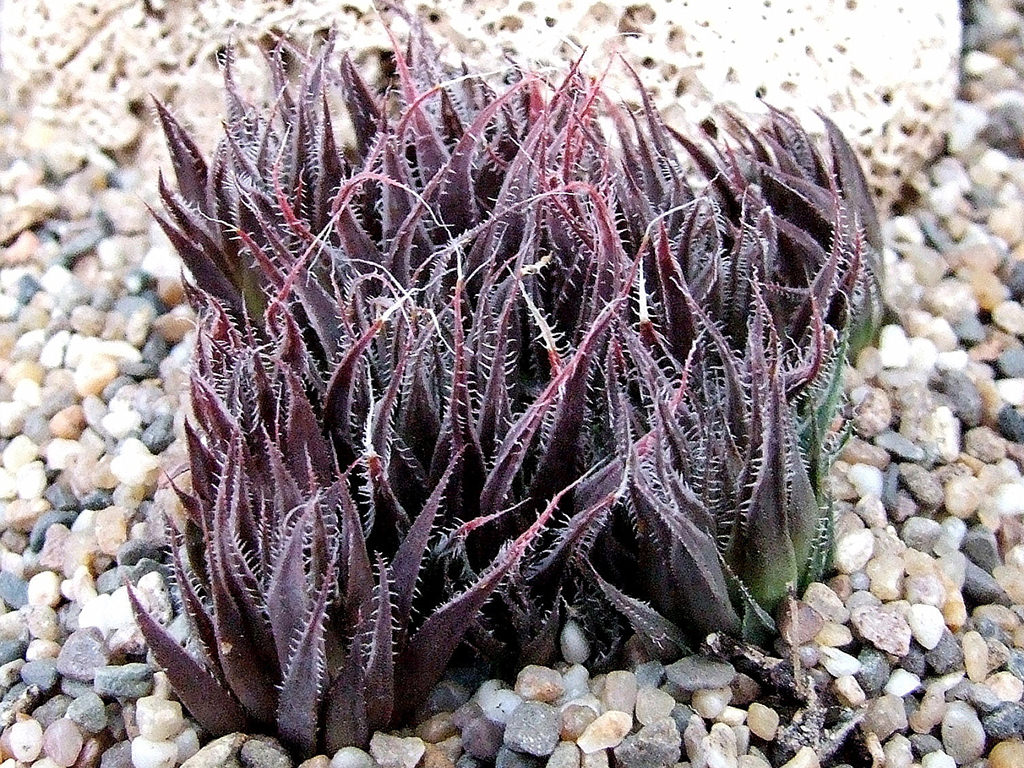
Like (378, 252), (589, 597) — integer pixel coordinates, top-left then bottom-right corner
(2, 0), (960, 206)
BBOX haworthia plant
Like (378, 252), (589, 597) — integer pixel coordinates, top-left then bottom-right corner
(136, 24), (881, 756)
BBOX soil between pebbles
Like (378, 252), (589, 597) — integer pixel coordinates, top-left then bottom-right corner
(4, 4), (1024, 768)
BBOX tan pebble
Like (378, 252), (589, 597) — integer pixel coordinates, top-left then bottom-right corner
(93, 506), (129, 556)
(576, 712), (631, 753)
(746, 703), (779, 741)
(579, 750), (608, 768)
(416, 713), (457, 744)
(988, 671), (1024, 702)
(968, 268), (1009, 311)
(780, 746), (819, 768)
(995, 565), (1024, 604)
(515, 665), (564, 702)
(691, 686), (731, 720)
(4, 359), (43, 387)
(815, 621), (853, 647)
(3, 230), (40, 264)
(942, 591), (968, 632)
(834, 675), (866, 708)
(866, 555), (904, 601)
(989, 740), (1024, 768)
(560, 704), (598, 741)
(73, 353), (118, 397)
(963, 631), (989, 682)
(152, 312), (194, 344)
(419, 744), (454, 768)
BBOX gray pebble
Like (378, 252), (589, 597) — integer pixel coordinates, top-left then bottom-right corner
(100, 741), (134, 768)
(31, 692), (72, 728)
(983, 702), (1024, 740)
(901, 517), (943, 552)
(0, 639), (28, 666)
(460, 715), (504, 761)
(963, 560), (1012, 606)
(95, 568), (123, 595)
(909, 733), (942, 758)
(61, 677), (96, 698)
(20, 660), (60, 693)
(998, 404), (1024, 443)
(633, 661), (665, 689)
(877, 432), (927, 463)
(43, 483), (79, 511)
(855, 648), (891, 696)
(116, 539), (163, 567)
(504, 702), (559, 757)
(56, 628), (110, 682)
(1007, 649), (1024, 680)
(963, 525), (1001, 574)
(81, 490), (113, 511)
(998, 347), (1024, 378)
(1007, 260), (1024, 302)
(495, 746), (542, 768)
(968, 682), (1002, 714)
(952, 314), (987, 346)
(240, 736), (293, 768)
(941, 701), (986, 764)
(899, 645), (928, 677)
(664, 656), (736, 692)
(669, 704), (694, 736)
(29, 509), (78, 551)
(612, 718), (682, 768)
(141, 413), (175, 454)
(936, 369), (984, 426)
(93, 663), (153, 698)
(925, 628), (964, 674)
(0, 571), (29, 609)
(67, 691), (108, 732)
(898, 464), (943, 509)
(974, 616), (1011, 645)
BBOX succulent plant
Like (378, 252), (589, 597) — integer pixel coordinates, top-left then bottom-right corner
(137, 22), (882, 755)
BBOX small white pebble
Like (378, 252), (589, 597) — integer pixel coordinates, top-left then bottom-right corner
(16, 461), (47, 501)
(9, 718), (44, 762)
(560, 619), (590, 665)
(878, 325), (911, 368)
(907, 604), (945, 650)
(130, 736), (178, 768)
(476, 683), (522, 725)
(577, 711), (631, 753)
(2, 434), (38, 471)
(175, 728), (200, 764)
(44, 438), (84, 471)
(820, 647), (862, 678)
(109, 439), (161, 487)
(27, 571), (61, 607)
(135, 696), (184, 741)
(691, 686), (731, 720)
(987, 671), (1024, 702)
(834, 529), (874, 574)
(101, 408), (142, 439)
(885, 669), (922, 697)
(847, 464), (884, 500)
(996, 378), (1024, 407)
(921, 752), (956, 768)
(908, 336), (938, 371)
(994, 483), (1024, 515)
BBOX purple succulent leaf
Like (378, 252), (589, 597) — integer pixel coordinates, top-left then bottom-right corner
(275, 553), (333, 756)
(128, 586), (248, 735)
(363, 558), (395, 729)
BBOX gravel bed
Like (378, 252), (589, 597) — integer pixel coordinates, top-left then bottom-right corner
(4, 4), (1024, 768)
